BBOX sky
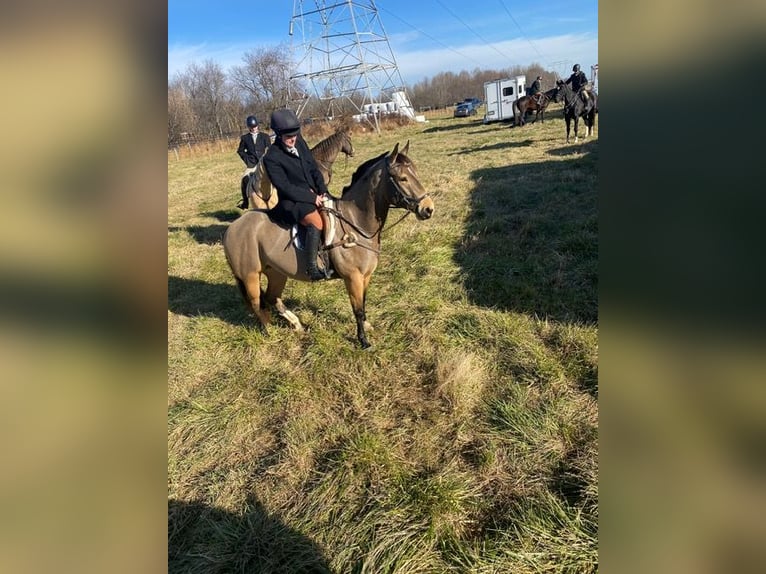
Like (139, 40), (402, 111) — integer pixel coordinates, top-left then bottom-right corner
(168, 1), (598, 85)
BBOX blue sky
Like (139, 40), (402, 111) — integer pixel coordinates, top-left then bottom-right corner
(168, 1), (598, 84)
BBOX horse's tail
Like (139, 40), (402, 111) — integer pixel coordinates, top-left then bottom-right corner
(512, 99), (520, 125)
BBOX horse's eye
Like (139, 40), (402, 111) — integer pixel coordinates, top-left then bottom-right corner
(399, 176), (408, 183)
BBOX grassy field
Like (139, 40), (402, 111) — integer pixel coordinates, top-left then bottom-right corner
(168, 104), (598, 573)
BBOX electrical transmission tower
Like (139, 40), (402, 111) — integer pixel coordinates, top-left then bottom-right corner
(288, 0), (415, 133)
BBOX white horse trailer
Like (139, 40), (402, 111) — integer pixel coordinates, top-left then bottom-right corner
(483, 75), (526, 123)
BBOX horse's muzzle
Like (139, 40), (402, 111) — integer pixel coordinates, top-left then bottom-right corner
(416, 196), (435, 220)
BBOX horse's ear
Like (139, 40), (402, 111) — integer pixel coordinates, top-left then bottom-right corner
(389, 142), (400, 160)
(401, 140), (410, 156)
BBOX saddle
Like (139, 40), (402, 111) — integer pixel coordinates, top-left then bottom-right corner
(287, 198), (338, 277)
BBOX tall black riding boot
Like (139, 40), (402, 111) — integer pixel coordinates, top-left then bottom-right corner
(304, 225), (326, 281)
(238, 176), (249, 209)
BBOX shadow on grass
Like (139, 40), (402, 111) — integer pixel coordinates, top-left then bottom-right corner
(448, 140), (533, 155)
(202, 209), (242, 222)
(547, 139), (599, 157)
(169, 497), (333, 574)
(168, 276), (250, 324)
(421, 121), (485, 134)
(454, 143), (597, 324)
(169, 224), (229, 245)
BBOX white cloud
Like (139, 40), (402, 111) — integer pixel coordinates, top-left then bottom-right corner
(167, 33), (598, 86)
(168, 42), (262, 78)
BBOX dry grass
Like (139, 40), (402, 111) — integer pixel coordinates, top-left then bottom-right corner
(169, 105), (598, 573)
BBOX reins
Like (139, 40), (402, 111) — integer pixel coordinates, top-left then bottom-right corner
(318, 158), (428, 253)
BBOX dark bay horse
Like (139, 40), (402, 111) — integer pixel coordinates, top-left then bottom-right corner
(223, 141), (434, 349)
(513, 88), (557, 127)
(310, 128), (354, 186)
(552, 80), (598, 143)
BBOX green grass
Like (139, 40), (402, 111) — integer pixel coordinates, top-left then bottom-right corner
(169, 106), (598, 573)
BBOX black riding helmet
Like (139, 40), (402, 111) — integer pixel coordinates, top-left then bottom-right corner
(270, 109), (301, 137)
(573, 64), (581, 72)
(246, 115), (258, 128)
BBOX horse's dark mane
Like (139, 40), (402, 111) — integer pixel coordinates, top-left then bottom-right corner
(311, 129), (350, 162)
(341, 151), (388, 196)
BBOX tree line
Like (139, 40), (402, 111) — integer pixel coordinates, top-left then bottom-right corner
(168, 45), (560, 147)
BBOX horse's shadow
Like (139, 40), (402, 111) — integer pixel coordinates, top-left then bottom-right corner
(202, 209), (241, 222)
(168, 276), (249, 324)
(169, 497), (333, 574)
(454, 146), (597, 324)
(168, 224), (229, 245)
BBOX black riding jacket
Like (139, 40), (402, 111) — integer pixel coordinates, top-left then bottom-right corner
(565, 70), (588, 92)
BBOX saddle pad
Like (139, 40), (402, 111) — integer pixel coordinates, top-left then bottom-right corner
(289, 197), (337, 250)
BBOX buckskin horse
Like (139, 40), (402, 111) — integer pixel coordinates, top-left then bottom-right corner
(513, 87), (557, 127)
(223, 141), (434, 349)
(244, 128), (355, 210)
(552, 80), (598, 143)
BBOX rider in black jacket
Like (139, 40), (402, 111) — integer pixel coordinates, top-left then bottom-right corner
(236, 115), (271, 209)
(565, 64), (591, 104)
(262, 109), (331, 281)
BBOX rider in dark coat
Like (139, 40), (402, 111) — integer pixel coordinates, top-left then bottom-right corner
(237, 115), (271, 168)
(262, 109), (330, 281)
(565, 64), (591, 104)
(237, 115), (271, 209)
(528, 76), (542, 96)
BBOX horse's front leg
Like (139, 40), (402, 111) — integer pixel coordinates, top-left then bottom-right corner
(344, 271), (371, 349)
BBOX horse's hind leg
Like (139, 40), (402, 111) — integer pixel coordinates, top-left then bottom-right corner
(236, 272), (271, 331)
(263, 270), (304, 331)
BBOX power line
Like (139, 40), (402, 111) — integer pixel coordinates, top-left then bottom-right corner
(377, 5), (485, 70)
(496, 0), (545, 61)
(432, 0), (515, 62)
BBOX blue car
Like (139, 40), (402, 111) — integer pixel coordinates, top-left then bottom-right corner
(454, 103), (477, 117)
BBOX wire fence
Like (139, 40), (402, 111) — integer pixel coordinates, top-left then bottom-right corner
(168, 134), (241, 162)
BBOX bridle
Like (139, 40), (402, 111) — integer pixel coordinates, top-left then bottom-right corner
(319, 156), (431, 251)
(386, 159), (430, 215)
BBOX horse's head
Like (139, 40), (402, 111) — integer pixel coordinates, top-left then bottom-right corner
(341, 130), (354, 158)
(386, 141), (434, 220)
(552, 80), (566, 103)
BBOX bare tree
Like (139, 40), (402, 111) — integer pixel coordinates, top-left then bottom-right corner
(230, 45), (299, 119)
(168, 79), (195, 145)
(176, 60), (230, 138)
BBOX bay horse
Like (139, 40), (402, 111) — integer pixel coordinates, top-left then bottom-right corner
(310, 128), (354, 186)
(243, 128), (354, 210)
(513, 88), (557, 127)
(223, 141), (434, 349)
(552, 80), (598, 143)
